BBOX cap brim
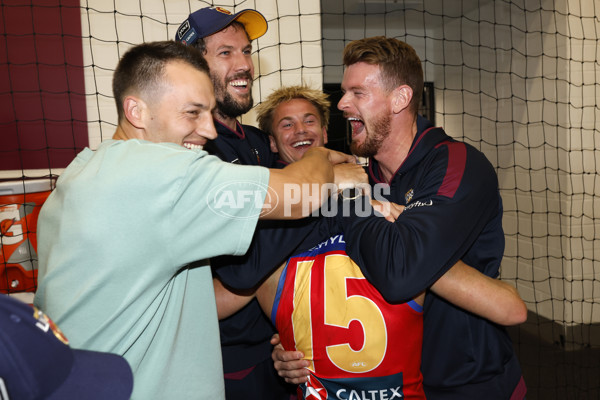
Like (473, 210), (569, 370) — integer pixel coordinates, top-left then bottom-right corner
(46, 349), (133, 400)
(235, 10), (268, 40)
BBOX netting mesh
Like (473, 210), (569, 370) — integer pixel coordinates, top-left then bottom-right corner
(1, 0), (599, 397)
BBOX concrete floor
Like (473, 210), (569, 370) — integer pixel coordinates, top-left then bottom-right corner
(507, 315), (600, 400)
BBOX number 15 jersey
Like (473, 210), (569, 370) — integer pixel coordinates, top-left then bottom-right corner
(272, 234), (425, 400)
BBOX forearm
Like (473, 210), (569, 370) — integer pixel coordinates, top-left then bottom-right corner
(264, 148), (333, 219)
(213, 277), (255, 320)
(430, 260), (527, 326)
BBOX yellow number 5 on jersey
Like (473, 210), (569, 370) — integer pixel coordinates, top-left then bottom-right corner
(323, 254), (387, 373)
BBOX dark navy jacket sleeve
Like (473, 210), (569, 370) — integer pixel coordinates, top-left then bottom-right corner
(335, 132), (504, 303)
(212, 218), (325, 290)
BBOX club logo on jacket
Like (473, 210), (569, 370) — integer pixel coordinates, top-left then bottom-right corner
(405, 188), (414, 204)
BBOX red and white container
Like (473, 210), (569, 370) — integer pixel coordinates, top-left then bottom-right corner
(0, 179), (54, 293)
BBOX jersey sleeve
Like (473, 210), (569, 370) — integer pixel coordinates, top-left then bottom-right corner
(335, 144), (503, 303)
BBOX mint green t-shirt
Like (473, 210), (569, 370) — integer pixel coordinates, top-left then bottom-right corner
(34, 140), (269, 399)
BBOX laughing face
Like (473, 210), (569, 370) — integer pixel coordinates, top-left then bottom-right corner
(203, 24), (255, 119)
(143, 61), (217, 150)
(338, 62), (392, 158)
(269, 98), (328, 163)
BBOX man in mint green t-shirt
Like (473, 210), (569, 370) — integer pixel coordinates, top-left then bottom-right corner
(34, 41), (362, 400)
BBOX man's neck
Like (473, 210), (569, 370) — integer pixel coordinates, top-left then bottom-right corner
(213, 110), (238, 131)
(373, 116), (418, 183)
(112, 124), (140, 141)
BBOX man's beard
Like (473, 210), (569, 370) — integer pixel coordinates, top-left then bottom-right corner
(350, 112), (391, 158)
(212, 72), (253, 119)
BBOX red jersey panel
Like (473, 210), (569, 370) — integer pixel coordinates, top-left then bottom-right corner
(272, 234), (425, 400)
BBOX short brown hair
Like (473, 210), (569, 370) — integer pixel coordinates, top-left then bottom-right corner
(255, 85), (330, 134)
(343, 36), (423, 114)
(112, 40), (209, 122)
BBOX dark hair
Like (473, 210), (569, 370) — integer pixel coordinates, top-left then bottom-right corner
(343, 36), (424, 114)
(192, 21), (249, 54)
(112, 40), (209, 121)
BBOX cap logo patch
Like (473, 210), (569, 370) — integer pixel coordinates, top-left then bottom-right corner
(182, 29), (197, 45)
(215, 7), (232, 15)
(177, 20), (190, 40)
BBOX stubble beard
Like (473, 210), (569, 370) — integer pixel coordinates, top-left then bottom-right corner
(212, 72), (253, 119)
(350, 112), (391, 158)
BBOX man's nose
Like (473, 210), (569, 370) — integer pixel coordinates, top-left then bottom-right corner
(198, 119), (217, 140)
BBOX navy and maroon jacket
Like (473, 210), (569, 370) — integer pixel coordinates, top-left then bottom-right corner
(205, 119), (277, 167)
(334, 116), (523, 399)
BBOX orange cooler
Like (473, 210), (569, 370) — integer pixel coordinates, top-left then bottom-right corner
(0, 179), (54, 293)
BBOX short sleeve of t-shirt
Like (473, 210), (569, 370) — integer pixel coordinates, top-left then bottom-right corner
(161, 144), (270, 263)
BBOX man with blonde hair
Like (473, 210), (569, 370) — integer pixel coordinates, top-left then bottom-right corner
(256, 85), (330, 166)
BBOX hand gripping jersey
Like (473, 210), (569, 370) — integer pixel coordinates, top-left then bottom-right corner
(272, 234), (425, 400)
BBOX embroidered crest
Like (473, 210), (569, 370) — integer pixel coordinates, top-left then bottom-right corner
(405, 188), (414, 204)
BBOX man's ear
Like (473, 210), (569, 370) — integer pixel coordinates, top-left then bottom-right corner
(392, 85), (413, 114)
(269, 135), (279, 153)
(322, 127), (328, 145)
(123, 95), (146, 129)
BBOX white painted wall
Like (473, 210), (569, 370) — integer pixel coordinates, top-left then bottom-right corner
(322, 0), (600, 327)
(79, 0), (323, 149)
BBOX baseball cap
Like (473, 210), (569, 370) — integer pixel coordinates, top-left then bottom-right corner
(175, 6), (267, 46)
(0, 295), (133, 400)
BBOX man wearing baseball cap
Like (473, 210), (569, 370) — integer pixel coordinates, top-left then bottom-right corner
(0, 294), (133, 400)
(176, 7), (267, 46)
(175, 7), (295, 400)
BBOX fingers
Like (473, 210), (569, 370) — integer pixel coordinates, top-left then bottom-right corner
(279, 369), (310, 385)
(333, 163), (368, 188)
(325, 148), (357, 165)
(271, 345), (305, 364)
(272, 350), (310, 383)
(389, 202), (404, 220)
(271, 340), (310, 384)
(371, 200), (404, 222)
(270, 333), (281, 346)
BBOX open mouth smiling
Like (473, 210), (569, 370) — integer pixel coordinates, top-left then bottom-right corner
(347, 116), (365, 134)
(292, 140), (314, 148)
(229, 79), (250, 89)
(183, 143), (204, 150)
